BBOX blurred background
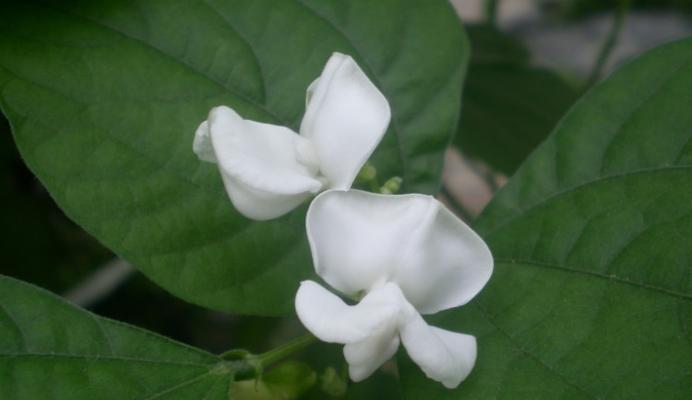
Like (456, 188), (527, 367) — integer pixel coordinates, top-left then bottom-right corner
(1, 0), (690, 397)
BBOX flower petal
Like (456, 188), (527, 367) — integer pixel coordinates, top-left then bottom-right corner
(344, 329), (400, 382)
(306, 190), (434, 295)
(206, 106), (323, 220)
(216, 174), (313, 221)
(342, 282), (414, 382)
(192, 121), (216, 163)
(393, 197), (494, 314)
(401, 315), (477, 389)
(295, 281), (401, 344)
(299, 52), (390, 189)
(306, 189), (493, 310)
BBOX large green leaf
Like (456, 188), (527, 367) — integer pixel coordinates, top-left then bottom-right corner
(0, 0), (468, 315)
(400, 39), (692, 398)
(457, 25), (578, 175)
(0, 274), (240, 399)
(1, 116), (111, 294)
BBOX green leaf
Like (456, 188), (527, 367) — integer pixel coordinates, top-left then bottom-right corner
(0, 274), (242, 399)
(1, 116), (111, 293)
(0, 1), (468, 315)
(457, 26), (578, 174)
(400, 38), (692, 398)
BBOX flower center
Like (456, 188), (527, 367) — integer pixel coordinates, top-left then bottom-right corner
(295, 137), (328, 186)
(295, 138), (319, 168)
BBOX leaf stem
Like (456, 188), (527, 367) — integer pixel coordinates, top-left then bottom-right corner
(584, 0), (630, 89)
(256, 334), (317, 368)
(62, 258), (135, 307)
(485, 0), (499, 26)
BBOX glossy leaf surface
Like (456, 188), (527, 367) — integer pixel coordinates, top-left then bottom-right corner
(0, 275), (237, 399)
(457, 26), (577, 174)
(401, 38), (692, 399)
(0, 0), (468, 315)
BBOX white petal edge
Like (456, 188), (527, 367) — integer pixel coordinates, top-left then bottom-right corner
(342, 282), (414, 382)
(299, 52), (390, 189)
(217, 173), (314, 220)
(206, 106), (323, 220)
(193, 121), (216, 163)
(344, 330), (400, 382)
(305, 189), (493, 309)
(295, 281), (401, 345)
(393, 197), (494, 314)
(401, 314), (477, 389)
(306, 190), (435, 295)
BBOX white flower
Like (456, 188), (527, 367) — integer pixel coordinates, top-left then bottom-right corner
(193, 52), (391, 220)
(295, 190), (493, 388)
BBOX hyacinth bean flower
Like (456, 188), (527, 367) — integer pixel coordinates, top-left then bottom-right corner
(295, 190), (493, 388)
(193, 52), (390, 220)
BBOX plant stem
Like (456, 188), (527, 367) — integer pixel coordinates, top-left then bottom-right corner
(485, 0), (499, 26)
(584, 0), (630, 89)
(62, 258), (135, 307)
(256, 334), (317, 368)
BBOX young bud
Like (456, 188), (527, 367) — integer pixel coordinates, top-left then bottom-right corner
(380, 176), (402, 194)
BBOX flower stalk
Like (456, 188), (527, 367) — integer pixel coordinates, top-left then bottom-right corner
(256, 334), (317, 368)
(219, 334), (317, 380)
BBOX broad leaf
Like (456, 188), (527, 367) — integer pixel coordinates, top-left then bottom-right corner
(1, 117), (111, 293)
(0, 275), (239, 399)
(400, 39), (692, 398)
(457, 26), (578, 174)
(0, 0), (468, 315)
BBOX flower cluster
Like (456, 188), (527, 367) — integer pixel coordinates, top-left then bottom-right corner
(193, 52), (389, 220)
(194, 53), (493, 389)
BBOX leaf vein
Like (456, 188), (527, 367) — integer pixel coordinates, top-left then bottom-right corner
(200, 0), (268, 103)
(483, 165), (692, 237)
(474, 302), (597, 399)
(139, 371), (214, 400)
(40, 2), (287, 126)
(0, 353), (214, 367)
(496, 259), (692, 300)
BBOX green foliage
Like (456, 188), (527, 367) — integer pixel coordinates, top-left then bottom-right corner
(1, 0), (690, 397)
(231, 361), (317, 399)
(0, 275), (239, 399)
(457, 25), (578, 175)
(0, 0), (468, 316)
(0, 117), (110, 292)
(400, 38), (692, 399)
